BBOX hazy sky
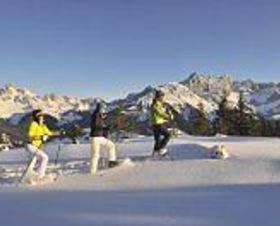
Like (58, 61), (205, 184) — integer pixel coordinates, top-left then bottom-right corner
(0, 0), (279, 100)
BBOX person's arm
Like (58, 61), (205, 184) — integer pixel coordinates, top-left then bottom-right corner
(43, 125), (60, 138)
(103, 124), (111, 131)
(44, 126), (53, 136)
(152, 102), (170, 119)
(167, 108), (174, 120)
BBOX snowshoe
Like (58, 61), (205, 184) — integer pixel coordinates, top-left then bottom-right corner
(159, 148), (168, 157)
(108, 160), (119, 168)
(27, 173), (58, 186)
(151, 149), (173, 161)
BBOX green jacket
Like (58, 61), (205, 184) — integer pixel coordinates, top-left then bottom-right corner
(150, 100), (169, 125)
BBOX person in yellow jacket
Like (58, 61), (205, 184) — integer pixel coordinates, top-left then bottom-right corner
(150, 90), (172, 157)
(25, 109), (59, 179)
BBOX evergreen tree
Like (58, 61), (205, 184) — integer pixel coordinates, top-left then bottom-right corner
(273, 120), (280, 137)
(114, 102), (127, 140)
(193, 102), (211, 136)
(235, 91), (252, 135)
(214, 92), (235, 135)
(115, 102), (126, 131)
(260, 117), (273, 137)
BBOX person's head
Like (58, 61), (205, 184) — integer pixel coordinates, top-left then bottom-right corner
(94, 103), (107, 118)
(32, 109), (45, 124)
(155, 90), (165, 102)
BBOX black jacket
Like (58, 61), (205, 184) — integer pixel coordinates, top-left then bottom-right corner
(90, 112), (109, 137)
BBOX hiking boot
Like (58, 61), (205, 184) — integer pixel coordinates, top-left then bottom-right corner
(108, 161), (119, 168)
(159, 148), (168, 157)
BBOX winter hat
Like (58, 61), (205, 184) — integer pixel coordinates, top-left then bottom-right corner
(155, 90), (165, 99)
(32, 109), (44, 118)
(32, 109), (45, 122)
(95, 102), (106, 113)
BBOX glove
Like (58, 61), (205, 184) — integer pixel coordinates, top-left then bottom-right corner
(103, 125), (111, 131)
(60, 129), (67, 136)
(42, 135), (49, 142)
(167, 110), (174, 120)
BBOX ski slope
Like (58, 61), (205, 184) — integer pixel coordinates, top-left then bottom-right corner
(0, 135), (280, 226)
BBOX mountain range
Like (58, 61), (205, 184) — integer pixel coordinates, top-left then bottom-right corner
(1, 73), (280, 132)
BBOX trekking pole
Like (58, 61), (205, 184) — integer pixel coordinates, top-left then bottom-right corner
(54, 143), (61, 165)
(17, 149), (36, 185)
(54, 134), (64, 166)
(167, 110), (176, 161)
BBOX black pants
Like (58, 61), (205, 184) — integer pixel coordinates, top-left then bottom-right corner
(152, 124), (171, 152)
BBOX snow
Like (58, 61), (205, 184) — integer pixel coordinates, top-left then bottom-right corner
(0, 84), (98, 121)
(121, 82), (218, 122)
(1, 135), (280, 226)
(162, 83), (217, 114)
(2, 75), (280, 124)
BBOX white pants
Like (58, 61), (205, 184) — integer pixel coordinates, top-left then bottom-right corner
(25, 144), (49, 178)
(89, 137), (117, 174)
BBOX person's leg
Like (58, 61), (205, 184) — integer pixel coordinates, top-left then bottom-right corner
(89, 137), (101, 174)
(36, 150), (49, 178)
(153, 125), (161, 153)
(100, 137), (117, 162)
(25, 144), (40, 174)
(29, 156), (38, 173)
(100, 137), (118, 168)
(158, 125), (171, 150)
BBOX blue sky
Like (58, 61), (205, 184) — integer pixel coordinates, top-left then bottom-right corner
(0, 0), (279, 100)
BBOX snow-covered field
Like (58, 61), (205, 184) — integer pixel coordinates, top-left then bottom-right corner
(1, 135), (280, 226)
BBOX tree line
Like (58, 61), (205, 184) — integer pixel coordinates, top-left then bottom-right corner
(190, 91), (280, 137)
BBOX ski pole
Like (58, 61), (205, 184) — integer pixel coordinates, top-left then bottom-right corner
(54, 144), (61, 165)
(17, 150), (36, 185)
(54, 129), (67, 165)
(54, 136), (63, 166)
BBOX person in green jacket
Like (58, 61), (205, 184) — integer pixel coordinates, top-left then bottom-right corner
(150, 90), (172, 157)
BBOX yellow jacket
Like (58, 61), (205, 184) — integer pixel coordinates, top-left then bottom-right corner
(28, 121), (53, 148)
(150, 100), (169, 125)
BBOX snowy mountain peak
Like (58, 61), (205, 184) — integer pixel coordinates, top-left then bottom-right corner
(0, 84), (101, 124)
(0, 84), (36, 99)
(1, 73), (280, 126)
(183, 72), (233, 84)
(181, 73), (234, 104)
(117, 73), (280, 122)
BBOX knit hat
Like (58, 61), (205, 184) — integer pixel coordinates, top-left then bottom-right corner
(95, 102), (106, 113)
(32, 109), (44, 118)
(155, 90), (165, 99)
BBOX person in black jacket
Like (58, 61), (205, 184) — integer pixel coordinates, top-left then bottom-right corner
(89, 103), (118, 174)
